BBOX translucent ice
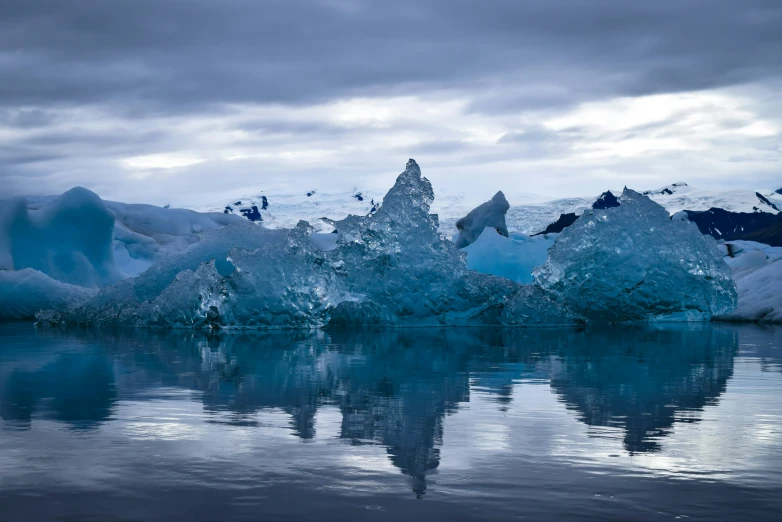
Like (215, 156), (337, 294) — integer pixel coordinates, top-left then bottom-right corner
(463, 229), (555, 284)
(0, 189), (242, 291)
(50, 163), (737, 328)
(534, 188), (737, 322)
(63, 160), (579, 328)
(0, 269), (95, 321)
(0, 188), (121, 288)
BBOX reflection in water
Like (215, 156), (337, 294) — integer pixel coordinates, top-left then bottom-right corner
(0, 324), (740, 495)
(549, 327), (737, 453)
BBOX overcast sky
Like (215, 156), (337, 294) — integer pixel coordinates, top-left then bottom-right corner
(1, 0), (780, 206)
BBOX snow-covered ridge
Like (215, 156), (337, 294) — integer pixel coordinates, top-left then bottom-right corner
(194, 189), (383, 233)
(505, 183), (782, 235)
(192, 182), (782, 236)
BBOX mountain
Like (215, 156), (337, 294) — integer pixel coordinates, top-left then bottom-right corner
(193, 189), (383, 232)
(685, 208), (782, 244)
(189, 182), (782, 241)
(523, 184), (782, 239)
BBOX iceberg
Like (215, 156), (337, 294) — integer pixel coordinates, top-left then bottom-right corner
(106, 200), (243, 277)
(716, 240), (782, 323)
(454, 191), (509, 248)
(1, 188), (121, 288)
(725, 260), (782, 323)
(0, 189), (243, 287)
(534, 189), (737, 322)
(61, 160), (581, 328)
(21, 161), (737, 328)
(0, 269), (95, 321)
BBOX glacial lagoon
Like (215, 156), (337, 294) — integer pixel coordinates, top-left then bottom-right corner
(1, 323), (781, 521)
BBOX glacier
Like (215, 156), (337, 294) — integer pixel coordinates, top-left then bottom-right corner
(35, 160), (734, 328)
(534, 189), (737, 322)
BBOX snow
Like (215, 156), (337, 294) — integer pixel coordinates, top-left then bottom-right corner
(463, 229), (555, 284)
(501, 183), (780, 236)
(454, 191), (510, 248)
(534, 189), (737, 322)
(643, 183), (780, 214)
(194, 189), (383, 233)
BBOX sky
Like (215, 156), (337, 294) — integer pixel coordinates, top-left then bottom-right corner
(1, 0), (781, 207)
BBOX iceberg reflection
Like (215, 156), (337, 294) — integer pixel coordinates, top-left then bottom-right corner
(0, 324), (739, 494)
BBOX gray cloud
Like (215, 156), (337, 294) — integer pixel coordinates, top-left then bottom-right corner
(0, 0), (781, 202)
(1, 0), (780, 112)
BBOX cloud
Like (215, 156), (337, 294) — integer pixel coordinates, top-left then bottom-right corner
(0, 0), (780, 204)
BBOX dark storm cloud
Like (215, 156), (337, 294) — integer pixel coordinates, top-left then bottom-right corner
(1, 0), (780, 114)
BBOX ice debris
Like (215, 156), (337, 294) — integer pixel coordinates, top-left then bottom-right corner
(534, 188), (737, 322)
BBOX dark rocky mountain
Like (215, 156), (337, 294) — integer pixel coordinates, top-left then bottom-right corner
(592, 191), (620, 210)
(736, 218), (782, 246)
(532, 212), (579, 236)
(534, 191), (620, 236)
(684, 208), (781, 243)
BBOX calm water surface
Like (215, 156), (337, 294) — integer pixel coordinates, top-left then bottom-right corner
(0, 323), (781, 521)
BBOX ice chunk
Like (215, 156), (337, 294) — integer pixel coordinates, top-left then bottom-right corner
(63, 160), (581, 328)
(454, 191), (509, 248)
(463, 228), (555, 284)
(310, 232), (339, 251)
(534, 188), (737, 322)
(54, 163), (736, 329)
(65, 221), (285, 326)
(0, 269), (95, 320)
(716, 240), (782, 323)
(722, 259), (782, 323)
(106, 201), (243, 277)
(0, 191), (244, 287)
(1, 188), (121, 288)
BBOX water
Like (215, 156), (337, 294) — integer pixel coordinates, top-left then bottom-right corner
(1, 323), (781, 521)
